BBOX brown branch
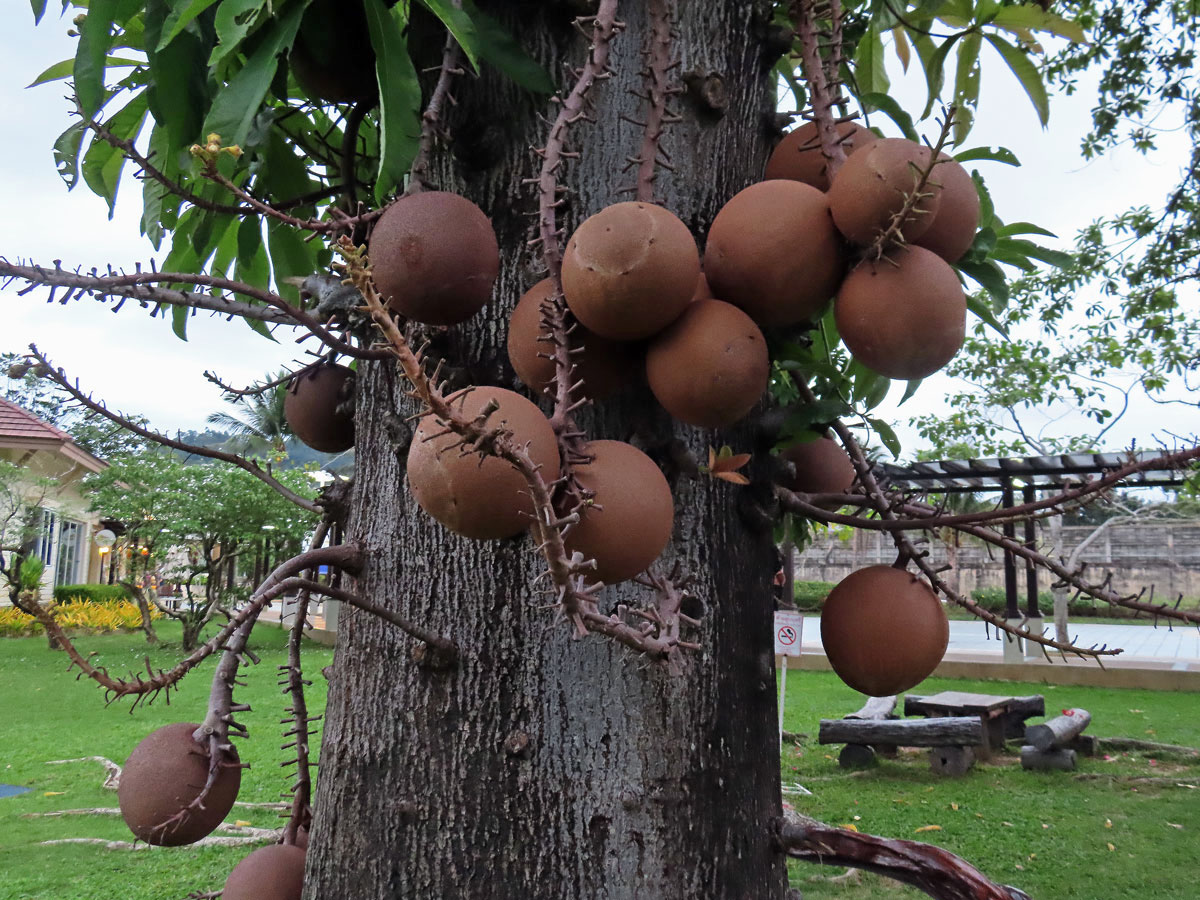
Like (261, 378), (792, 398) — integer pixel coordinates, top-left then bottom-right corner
(633, 0), (676, 203)
(28, 346), (323, 515)
(792, 0), (849, 181)
(297, 579), (458, 658)
(407, 15), (465, 195)
(779, 817), (1032, 900)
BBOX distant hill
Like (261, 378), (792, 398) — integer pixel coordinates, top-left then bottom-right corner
(172, 430), (354, 474)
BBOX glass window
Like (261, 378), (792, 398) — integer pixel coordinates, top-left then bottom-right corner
(55, 520), (82, 587)
(37, 509), (56, 566)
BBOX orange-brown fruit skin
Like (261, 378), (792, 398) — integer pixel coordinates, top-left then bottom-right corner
(369, 192), (500, 326)
(820, 565), (949, 696)
(564, 441), (674, 585)
(289, 0), (377, 104)
(561, 202), (700, 340)
(646, 299), (769, 428)
(118, 722), (241, 846)
(835, 246), (966, 380)
(914, 153), (981, 263)
(284, 363), (356, 454)
(223, 844), (307, 900)
(764, 121), (879, 191)
(777, 436), (856, 495)
(406, 387), (560, 540)
(507, 278), (637, 400)
(705, 180), (846, 327)
(828, 138), (944, 246)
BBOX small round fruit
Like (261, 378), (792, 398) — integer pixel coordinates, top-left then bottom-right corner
(406, 386), (560, 539)
(289, 0), (377, 104)
(284, 363), (356, 454)
(223, 844), (307, 900)
(370, 192), (500, 325)
(646, 299), (768, 428)
(564, 441), (674, 585)
(828, 137), (943, 246)
(704, 180), (846, 327)
(777, 436), (856, 495)
(118, 723), (241, 846)
(834, 246), (966, 380)
(820, 565), (949, 696)
(561, 202), (700, 340)
(764, 121), (878, 191)
(914, 153), (981, 263)
(507, 279), (636, 400)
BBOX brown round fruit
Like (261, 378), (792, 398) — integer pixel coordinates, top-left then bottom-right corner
(704, 180), (846, 327)
(828, 137), (943, 246)
(507, 279), (637, 400)
(289, 0), (377, 104)
(693, 271), (715, 301)
(561, 202), (700, 340)
(646, 299), (769, 428)
(914, 153), (981, 263)
(406, 386), (560, 540)
(564, 441), (674, 585)
(223, 844), (307, 900)
(764, 121), (878, 191)
(820, 565), (949, 696)
(777, 436), (856, 495)
(118, 722), (241, 846)
(284, 363), (356, 454)
(834, 246), (966, 380)
(369, 192), (500, 325)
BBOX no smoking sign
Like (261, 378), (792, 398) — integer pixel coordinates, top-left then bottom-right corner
(773, 611), (804, 658)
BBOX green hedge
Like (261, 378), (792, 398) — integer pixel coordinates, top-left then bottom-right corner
(53, 583), (133, 604)
(792, 580), (836, 610)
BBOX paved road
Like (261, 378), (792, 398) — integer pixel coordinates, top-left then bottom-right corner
(797, 616), (1200, 663)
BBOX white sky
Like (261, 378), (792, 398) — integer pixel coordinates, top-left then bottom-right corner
(0, 7), (1194, 452)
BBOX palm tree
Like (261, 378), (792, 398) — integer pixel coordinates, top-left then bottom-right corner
(207, 374), (291, 459)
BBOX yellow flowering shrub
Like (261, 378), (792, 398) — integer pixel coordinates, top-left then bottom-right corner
(0, 599), (161, 637)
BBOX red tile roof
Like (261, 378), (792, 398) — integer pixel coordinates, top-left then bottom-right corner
(0, 398), (74, 442)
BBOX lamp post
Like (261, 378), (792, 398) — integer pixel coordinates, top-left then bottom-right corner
(93, 529), (115, 583)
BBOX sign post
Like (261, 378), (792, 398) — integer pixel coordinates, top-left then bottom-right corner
(774, 610), (804, 748)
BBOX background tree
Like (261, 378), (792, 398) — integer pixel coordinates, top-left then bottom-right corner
(5, 2), (1199, 899)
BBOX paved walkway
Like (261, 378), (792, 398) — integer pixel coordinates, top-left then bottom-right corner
(798, 616), (1200, 665)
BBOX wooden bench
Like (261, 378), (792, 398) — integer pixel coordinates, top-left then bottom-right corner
(905, 692), (1044, 760)
(1021, 708), (1091, 771)
(819, 715), (984, 776)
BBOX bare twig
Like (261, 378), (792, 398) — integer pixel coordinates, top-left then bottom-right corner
(632, 0), (677, 202)
(407, 12), (465, 195)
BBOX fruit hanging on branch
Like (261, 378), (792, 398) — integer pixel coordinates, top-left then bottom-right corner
(820, 566), (950, 697)
(776, 435), (857, 497)
(223, 843), (307, 900)
(828, 138), (944, 246)
(835, 246), (967, 380)
(406, 386), (560, 540)
(646, 299), (769, 428)
(507, 278), (637, 401)
(284, 363), (356, 453)
(704, 180), (846, 327)
(117, 722), (241, 846)
(561, 202), (700, 340)
(764, 121), (878, 191)
(369, 192), (500, 326)
(563, 440), (675, 586)
(913, 153), (982, 264)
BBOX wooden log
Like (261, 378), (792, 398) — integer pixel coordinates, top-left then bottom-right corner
(1020, 745), (1077, 771)
(1025, 708), (1091, 751)
(838, 744), (878, 769)
(846, 696), (898, 720)
(928, 746), (975, 776)
(1000, 696), (1046, 739)
(819, 717), (982, 748)
(1069, 734), (1097, 757)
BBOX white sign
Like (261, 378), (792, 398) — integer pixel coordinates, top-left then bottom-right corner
(774, 610), (804, 658)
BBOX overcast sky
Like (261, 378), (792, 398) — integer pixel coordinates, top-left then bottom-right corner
(0, 7), (1193, 453)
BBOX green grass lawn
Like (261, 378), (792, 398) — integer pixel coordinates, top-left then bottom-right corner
(2, 627), (1197, 899)
(0, 621), (332, 900)
(781, 670), (1200, 899)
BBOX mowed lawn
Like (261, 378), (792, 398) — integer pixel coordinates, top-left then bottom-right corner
(1, 627), (1198, 899)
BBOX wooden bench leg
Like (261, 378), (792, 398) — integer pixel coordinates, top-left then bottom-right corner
(839, 744), (877, 769)
(929, 746), (975, 776)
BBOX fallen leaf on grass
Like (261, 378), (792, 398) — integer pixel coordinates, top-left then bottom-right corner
(1167, 823), (1183, 829)
(839, 824), (859, 832)
(950, 802), (959, 811)
(914, 825), (942, 833)
(1129, 709), (1143, 714)
(1002, 821), (1014, 827)
(235, 820), (252, 827)
(1014, 864), (1025, 871)
(43, 791), (64, 797)
(1107, 842), (1116, 852)
(1105, 818), (1113, 829)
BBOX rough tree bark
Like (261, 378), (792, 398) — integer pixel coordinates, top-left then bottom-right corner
(307, 3), (786, 898)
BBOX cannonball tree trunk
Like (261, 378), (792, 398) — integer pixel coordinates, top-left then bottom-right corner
(306, 2), (786, 897)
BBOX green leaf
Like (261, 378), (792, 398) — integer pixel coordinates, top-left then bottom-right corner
(899, 378), (923, 406)
(958, 259), (1009, 305)
(1002, 238), (1074, 269)
(953, 145), (1020, 166)
(984, 33), (1049, 127)
(75, 0), (121, 119)
(52, 121), (89, 190)
(145, 0), (215, 151)
(965, 291), (1009, 338)
(267, 220), (318, 302)
(951, 31), (981, 144)
(971, 170), (994, 230)
(990, 6), (1087, 44)
(855, 24), (889, 96)
(157, 0), (222, 51)
(365, 0), (422, 203)
(921, 33), (961, 120)
(859, 92), (918, 141)
(417, 0), (480, 70)
(30, 0), (48, 25)
(172, 304), (191, 341)
(30, 56), (143, 88)
(867, 417), (902, 458)
(461, 0), (555, 93)
(203, 0), (308, 147)
(81, 92), (149, 216)
(996, 221), (1055, 238)
(211, 0), (269, 68)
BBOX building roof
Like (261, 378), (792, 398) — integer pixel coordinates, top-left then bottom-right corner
(0, 398), (106, 473)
